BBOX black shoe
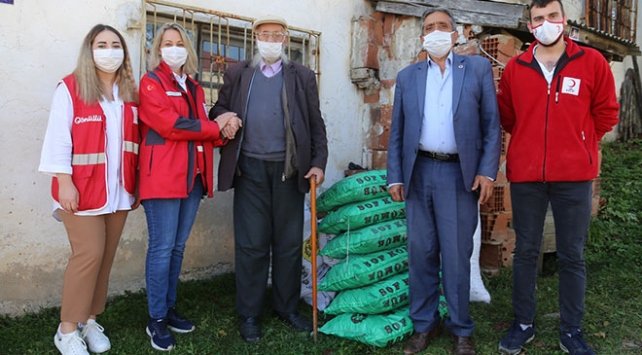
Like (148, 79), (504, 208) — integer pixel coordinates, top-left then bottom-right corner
(239, 316), (261, 343)
(276, 312), (313, 332)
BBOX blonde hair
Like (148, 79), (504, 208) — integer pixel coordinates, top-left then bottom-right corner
(73, 24), (138, 103)
(148, 23), (199, 75)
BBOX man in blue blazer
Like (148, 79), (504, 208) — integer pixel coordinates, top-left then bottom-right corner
(387, 8), (501, 355)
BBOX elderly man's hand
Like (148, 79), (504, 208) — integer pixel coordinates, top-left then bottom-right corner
(214, 112), (240, 139)
(222, 116), (242, 139)
(305, 167), (325, 185)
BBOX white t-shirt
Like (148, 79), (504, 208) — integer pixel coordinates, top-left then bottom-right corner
(39, 83), (134, 219)
(533, 45), (556, 85)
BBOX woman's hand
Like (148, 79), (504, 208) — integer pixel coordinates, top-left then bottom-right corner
(222, 116), (242, 139)
(214, 112), (242, 140)
(56, 174), (79, 213)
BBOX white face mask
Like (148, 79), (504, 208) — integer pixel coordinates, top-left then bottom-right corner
(422, 30), (454, 58)
(93, 48), (124, 73)
(531, 20), (564, 46)
(256, 40), (283, 63)
(161, 46), (188, 70)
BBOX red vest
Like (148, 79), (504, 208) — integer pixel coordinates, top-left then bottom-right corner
(51, 74), (140, 211)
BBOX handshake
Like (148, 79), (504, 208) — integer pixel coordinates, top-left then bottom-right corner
(214, 112), (243, 140)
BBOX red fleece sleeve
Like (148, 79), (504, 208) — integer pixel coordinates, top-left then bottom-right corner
(591, 55), (619, 140)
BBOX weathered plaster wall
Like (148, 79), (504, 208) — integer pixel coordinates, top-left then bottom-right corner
(0, 0), (371, 316)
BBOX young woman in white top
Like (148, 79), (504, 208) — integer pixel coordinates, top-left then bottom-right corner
(39, 24), (140, 355)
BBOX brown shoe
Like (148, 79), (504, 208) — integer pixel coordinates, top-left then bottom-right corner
(453, 336), (476, 355)
(403, 326), (440, 354)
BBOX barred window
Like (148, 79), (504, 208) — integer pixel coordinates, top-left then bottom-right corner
(143, 0), (320, 107)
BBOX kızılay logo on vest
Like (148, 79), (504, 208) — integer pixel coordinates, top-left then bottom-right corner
(74, 115), (102, 124)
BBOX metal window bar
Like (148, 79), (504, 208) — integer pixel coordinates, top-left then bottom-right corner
(143, 0), (321, 108)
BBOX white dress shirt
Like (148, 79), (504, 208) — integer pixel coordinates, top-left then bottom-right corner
(39, 83), (134, 218)
(419, 52), (457, 154)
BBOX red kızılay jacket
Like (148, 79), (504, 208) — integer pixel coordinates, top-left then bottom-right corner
(52, 74), (140, 211)
(498, 37), (619, 183)
(138, 61), (225, 200)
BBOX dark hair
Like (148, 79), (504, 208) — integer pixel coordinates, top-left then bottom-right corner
(529, 0), (565, 18)
(421, 7), (456, 31)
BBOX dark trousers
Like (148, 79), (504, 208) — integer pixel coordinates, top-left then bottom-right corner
(406, 157), (477, 336)
(233, 155), (304, 318)
(510, 181), (592, 332)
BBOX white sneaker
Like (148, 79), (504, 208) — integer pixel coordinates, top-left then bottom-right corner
(79, 319), (111, 353)
(54, 325), (89, 355)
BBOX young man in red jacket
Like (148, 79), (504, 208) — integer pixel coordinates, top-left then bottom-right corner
(497, 1), (619, 354)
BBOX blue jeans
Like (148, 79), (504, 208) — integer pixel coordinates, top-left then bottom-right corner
(142, 179), (204, 319)
(510, 181), (592, 332)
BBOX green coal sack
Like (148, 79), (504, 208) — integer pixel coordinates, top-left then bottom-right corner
(317, 170), (388, 213)
(318, 196), (405, 235)
(320, 219), (407, 258)
(318, 246), (408, 291)
(325, 272), (409, 315)
(319, 307), (413, 348)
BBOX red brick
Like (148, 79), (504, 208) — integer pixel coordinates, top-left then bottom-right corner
(494, 170), (508, 185)
(480, 239), (502, 271)
(481, 227), (516, 270)
(371, 21), (383, 48)
(380, 79), (396, 89)
(480, 183), (512, 213)
(371, 149), (388, 169)
(366, 43), (380, 69)
(366, 105), (392, 150)
(481, 35), (522, 66)
(382, 13), (395, 36)
(480, 211), (511, 242)
(492, 65), (505, 80)
(364, 91), (380, 104)
(453, 39), (481, 56)
(380, 105), (392, 125)
(501, 130), (511, 156)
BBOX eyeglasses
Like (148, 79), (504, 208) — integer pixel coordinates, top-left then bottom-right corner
(256, 31), (287, 41)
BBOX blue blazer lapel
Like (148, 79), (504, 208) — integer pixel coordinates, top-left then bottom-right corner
(415, 61), (428, 120)
(452, 54), (466, 116)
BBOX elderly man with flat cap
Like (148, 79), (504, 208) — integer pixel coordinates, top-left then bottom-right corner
(210, 15), (327, 342)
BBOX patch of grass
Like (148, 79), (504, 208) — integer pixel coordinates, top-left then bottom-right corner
(1, 140), (641, 354)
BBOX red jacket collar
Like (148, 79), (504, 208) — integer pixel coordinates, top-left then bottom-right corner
(155, 61), (197, 86)
(518, 36), (584, 64)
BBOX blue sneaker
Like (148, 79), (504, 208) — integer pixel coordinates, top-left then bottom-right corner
(146, 318), (176, 351)
(560, 329), (595, 355)
(167, 308), (195, 333)
(498, 322), (535, 354)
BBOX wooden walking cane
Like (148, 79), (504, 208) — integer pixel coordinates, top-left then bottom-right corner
(310, 176), (319, 341)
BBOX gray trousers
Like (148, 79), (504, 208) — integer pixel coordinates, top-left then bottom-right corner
(510, 181), (592, 332)
(233, 155), (304, 318)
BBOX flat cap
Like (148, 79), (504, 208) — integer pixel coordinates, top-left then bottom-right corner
(252, 15), (288, 31)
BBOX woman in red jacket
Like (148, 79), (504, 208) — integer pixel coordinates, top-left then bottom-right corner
(39, 24), (140, 355)
(138, 22), (240, 351)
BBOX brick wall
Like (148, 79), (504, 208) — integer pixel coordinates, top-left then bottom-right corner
(351, 15), (602, 274)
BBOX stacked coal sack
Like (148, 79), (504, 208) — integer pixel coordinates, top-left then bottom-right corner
(315, 170), (448, 347)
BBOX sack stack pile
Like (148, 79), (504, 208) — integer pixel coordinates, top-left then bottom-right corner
(314, 170), (447, 347)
